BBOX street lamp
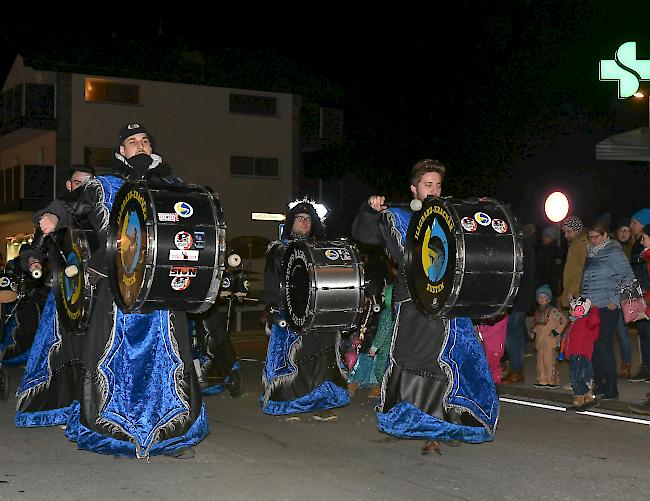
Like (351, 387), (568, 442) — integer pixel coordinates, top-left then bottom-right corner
(633, 92), (650, 128)
(544, 191), (569, 306)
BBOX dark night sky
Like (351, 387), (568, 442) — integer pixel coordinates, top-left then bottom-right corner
(2, 3), (650, 229)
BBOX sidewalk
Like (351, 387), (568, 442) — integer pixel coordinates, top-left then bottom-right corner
(498, 335), (649, 415)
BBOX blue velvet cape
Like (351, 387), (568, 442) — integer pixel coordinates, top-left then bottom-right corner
(376, 208), (499, 442)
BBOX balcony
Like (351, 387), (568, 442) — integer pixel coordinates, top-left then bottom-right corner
(0, 83), (56, 143)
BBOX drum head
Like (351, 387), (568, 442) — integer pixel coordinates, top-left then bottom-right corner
(53, 225), (93, 334)
(283, 242), (313, 330)
(405, 198), (458, 316)
(107, 183), (152, 311)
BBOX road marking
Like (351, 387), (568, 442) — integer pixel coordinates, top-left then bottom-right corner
(500, 397), (650, 426)
(500, 397), (566, 412)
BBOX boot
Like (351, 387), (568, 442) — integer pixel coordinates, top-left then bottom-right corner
(572, 395), (585, 408)
(347, 382), (359, 397)
(501, 371), (525, 384)
(619, 363), (631, 379)
(367, 385), (381, 399)
(582, 391), (597, 408)
(421, 440), (441, 455)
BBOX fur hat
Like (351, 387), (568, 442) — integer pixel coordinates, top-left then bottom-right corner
(281, 198), (326, 240)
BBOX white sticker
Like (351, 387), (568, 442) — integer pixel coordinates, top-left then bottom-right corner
(169, 250), (199, 261)
(474, 212), (491, 226)
(171, 276), (190, 291)
(492, 219), (508, 234)
(325, 249), (340, 260)
(222, 277), (231, 289)
(174, 202), (194, 218)
(159, 212), (179, 222)
(0, 277), (10, 287)
(461, 217), (477, 232)
(174, 231), (194, 250)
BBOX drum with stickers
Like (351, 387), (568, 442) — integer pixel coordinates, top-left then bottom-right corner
(106, 181), (226, 313)
(404, 196), (522, 320)
(53, 222), (97, 334)
(0, 271), (20, 304)
(282, 239), (365, 332)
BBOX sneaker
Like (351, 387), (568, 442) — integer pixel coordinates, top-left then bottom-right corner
(313, 409), (337, 422)
(629, 366), (650, 382)
(628, 394), (650, 415)
(534, 383), (549, 388)
(546, 384), (559, 389)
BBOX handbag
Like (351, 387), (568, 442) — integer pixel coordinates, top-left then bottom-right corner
(620, 279), (647, 324)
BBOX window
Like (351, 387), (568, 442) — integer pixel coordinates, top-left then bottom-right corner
(84, 146), (116, 168)
(230, 156), (279, 178)
(85, 79), (140, 105)
(229, 94), (277, 116)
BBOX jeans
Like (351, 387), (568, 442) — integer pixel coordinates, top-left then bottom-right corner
(506, 311), (527, 372)
(636, 319), (650, 367)
(616, 312), (632, 365)
(592, 308), (620, 397)
(569, 355), (593, 396)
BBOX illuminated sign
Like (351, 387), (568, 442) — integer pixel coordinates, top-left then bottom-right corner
(599, 42), (650, 98)
(251, 212), (286, 221)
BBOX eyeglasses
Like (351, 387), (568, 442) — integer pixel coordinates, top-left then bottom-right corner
(295, 216), (312, 223)
(587, 233), (603, 241)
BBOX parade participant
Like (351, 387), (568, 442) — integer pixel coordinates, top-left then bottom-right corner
(15, 166), (95, 428)
(261, 198), (349, 421)
(351, 159), (498, 455)
(19, 124), (208, 458)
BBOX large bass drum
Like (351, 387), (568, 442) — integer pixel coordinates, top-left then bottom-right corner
(405, 196), (522, 320)
(107, 181), (226, 313)
(53, 223), (96, 334)
(282, 240), (364, 332)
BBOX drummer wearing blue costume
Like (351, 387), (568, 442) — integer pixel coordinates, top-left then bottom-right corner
(351, 159), (498, 455)
(17, 124), (207, 459)
(261, 198), (350, 421)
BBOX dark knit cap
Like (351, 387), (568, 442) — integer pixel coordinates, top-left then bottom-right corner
(118, 123), (156, 148)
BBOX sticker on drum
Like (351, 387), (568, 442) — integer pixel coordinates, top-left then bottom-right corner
(174, 231), (194, 250)
(174, 201), (194, 218)
(158, 212), (179, 222)
(222, 277), (231, 289)
(474, 212), (491, 226)
(169, 266), (197, 277)
(169, 249), (199, 261)
(492, 219), (508, 234)
(0, 277), (10, 288)
(461, 217), (477, 232)
(194, 231), (205, 249)
(324, 249), (340, 260)
(171, 276), (191, 291)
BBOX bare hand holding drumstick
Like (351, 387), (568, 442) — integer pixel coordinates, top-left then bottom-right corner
(368, 196), (387, 212)
(39, 213), (59, 235)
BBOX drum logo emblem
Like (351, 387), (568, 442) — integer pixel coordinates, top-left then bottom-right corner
(0, 277), (10, 288)
(194, 231), (205, 249)
(174, 201), (194, 218)
(169, 266), (197, 277)
(461, 217), (477, 232)
(222, 277), (231, 289)
(474, 212), (491, 226)
(492, 219), (508, 234)
(174, 231), (194, 250)
(325, 249), (340, 260)
(421, 218), (449, 287)
(171, 276), (191, 291)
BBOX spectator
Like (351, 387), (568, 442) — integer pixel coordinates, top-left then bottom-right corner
(535, 226), (563, 301)
(613, 217), (634, 379)
(629, 209), (650, 382)
(530, 284), (567, 388)
(561, 216), (589, 309)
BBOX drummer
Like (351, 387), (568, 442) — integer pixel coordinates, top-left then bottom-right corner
(351, 159), (498, 455)
(17, 124), (208, 459)
(261, 198), (350, 421)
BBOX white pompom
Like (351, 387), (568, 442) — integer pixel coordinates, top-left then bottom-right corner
(228, 254), (242, 267)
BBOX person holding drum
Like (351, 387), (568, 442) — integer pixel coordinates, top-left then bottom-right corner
(261, 198), (350, 421)
(352, 159), (499, 456)
(17, 125), (208, 459)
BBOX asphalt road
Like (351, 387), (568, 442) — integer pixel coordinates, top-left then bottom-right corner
(0, 347), (648, 501)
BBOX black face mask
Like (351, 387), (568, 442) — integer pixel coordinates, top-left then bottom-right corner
(127, 153), (153, 179)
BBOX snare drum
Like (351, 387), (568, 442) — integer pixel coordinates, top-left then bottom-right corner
(405, 196), (522, 320)
(53, 222), (97, 334)
(282, 240), (364, 332)
(106, 181), (226, 313)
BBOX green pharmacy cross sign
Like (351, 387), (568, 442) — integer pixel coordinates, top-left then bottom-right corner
(600, 42), (650, 98)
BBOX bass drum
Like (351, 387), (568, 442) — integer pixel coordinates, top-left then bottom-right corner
(53, 223), (96, 334)
(107, 181), (226, 313)
(405, 197), (522, 320)
(282, 240), (364, 332)
(0, 271), (20, 304)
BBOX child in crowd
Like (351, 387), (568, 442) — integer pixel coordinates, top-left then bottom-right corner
(531, 284), (567, 388)
(563, 296), (600, 408)
(477, 314), (509, 384)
